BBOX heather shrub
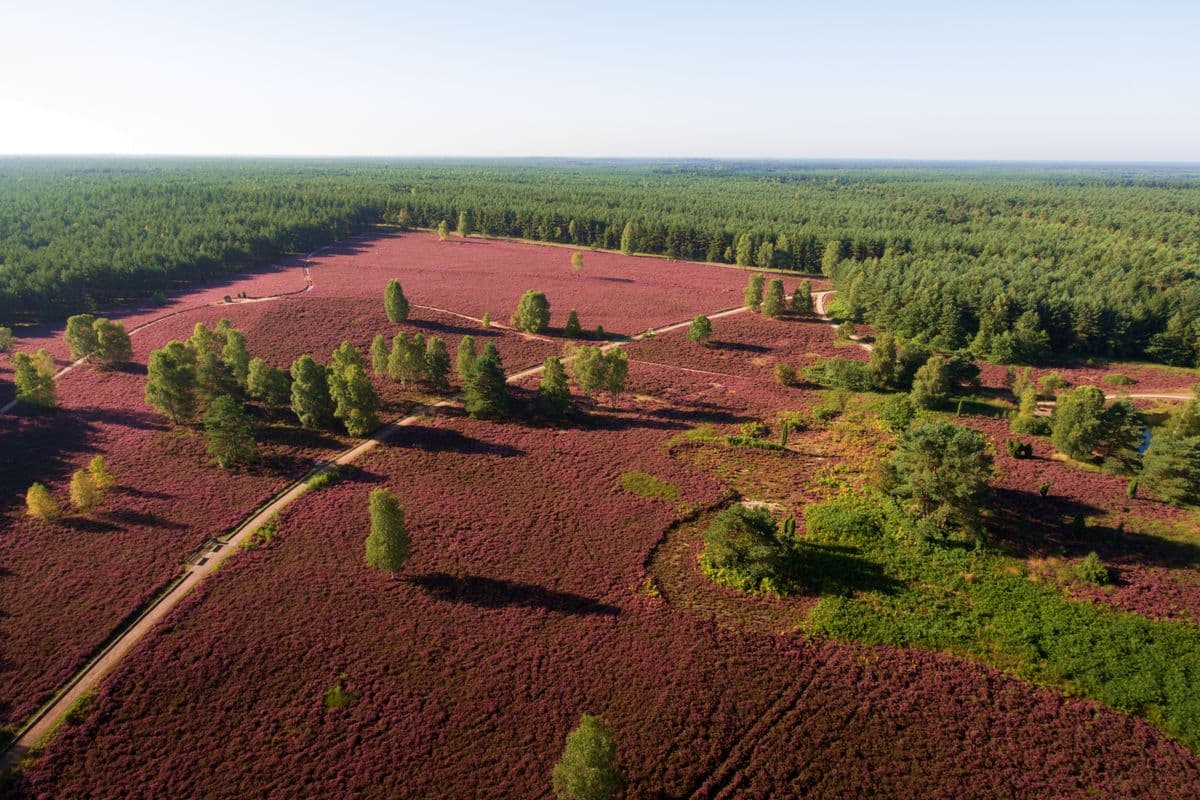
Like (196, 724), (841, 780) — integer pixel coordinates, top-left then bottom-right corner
(323, 677), (353, 710)
(1038, 372), (1069, 398)
(1102, 373), (1135, 386)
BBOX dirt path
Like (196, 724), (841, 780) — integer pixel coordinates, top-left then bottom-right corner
(0, 296), (767, 776)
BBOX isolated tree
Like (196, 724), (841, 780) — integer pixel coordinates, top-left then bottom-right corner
(456, 335), (478, 384)
(145, 340), (197, 423)
(619, 221), (636, 255)
(456, 209), (471, 237)
(1141, 435), (1200, 506)
(246, 357), (290, 406)
(552, 714), (624, 800)
(687, 314), (712, 345)
(425, 336), (451, 392)
(365, 487), (411, 576)
(65, 313), (99, 360)
(886, 421), (993, 536)
(538, 356), (572, 418)
(69, 469), (101, 512)
(371, 334), (390, 376)
(290, 354), (334, 429)
(564, 309), (583, 338)
(437, 220), (450, 240)
(735, 232), (754, 266)
(790, 280), (813, 315)
(511, 290), (551, 334)
(762, 278), (786, 317)
(204, 395), (256, 468)
(464, 343), (509, 419)
(821, 239), (841, 276)
(92, 318), (132, 366)
(12, 350), (57, 408)
(26, 482), (61, 522)
(909, 355), (950, 409)
(868, 332), (898, 391)
(743, 273), (765, 311)
(385, 279), (410, 322)
(333, 364), (380, 436)
(88, 455), (116, 491)
(1052, 386), (1106, 461)
(221, 329), (251, 386)
(570, 252), (584, 274)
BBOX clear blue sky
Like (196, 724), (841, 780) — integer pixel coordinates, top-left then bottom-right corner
(2, 0), (1197, 160)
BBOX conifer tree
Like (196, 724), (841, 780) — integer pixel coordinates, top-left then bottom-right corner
(687, 315), (712, 345)
(735, 232), (754, 266)
(619, 221), (636, 255)
(65, 313), (99, 360)
(88, 455), (116, 491)
(365, 487), (411, 576)
(437, 220), (450, 240)
(247, 358), (290, 406)
(743, 273), (765, 311)
(70, 469), (101, 512)
(564, 309), (583, 338)
(762, 278), (785, 317)
(868, 332), (898, 390)
(221, 329), (251, 386)
(195, 349), (238, 408)
(756, 240), (775, 269)
(457, 209), (471, 237)
(910, 355), (950, 409)
(790, 280), (813, 314)
(204, 395), (257, 468)
(92, 318), (133, 366)
(511, 290), (551, 333)
(290, 354), (334, 429)
(333, 363), (380, 436)
(456, 335), (477, 384)
(371, 333), (390, 377)
(570, 252), (584, 274)
(538, 356), (571, 418)
(821, 239), (842, 276)
(551, 714), (625, 800)
(145, 340), (197, 423)
(425, 336), (451, 392)
(385, 279), (410, 322)
(12, 350), (57, 408)
(464, 343), (509, 419)
(26, 482), (61, 522)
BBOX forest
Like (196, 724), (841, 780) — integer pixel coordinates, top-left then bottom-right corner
(1, 158), (1198, 366)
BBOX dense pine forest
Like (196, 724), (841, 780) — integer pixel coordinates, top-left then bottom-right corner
(2, 158), (1198, 366)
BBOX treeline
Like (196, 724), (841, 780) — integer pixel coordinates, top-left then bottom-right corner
(2, 158), (1199, 365)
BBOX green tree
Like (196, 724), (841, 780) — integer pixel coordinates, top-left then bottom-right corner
(762, 278), (785, 317)
(790, 280), (813, 314)
(26, 482), (61, 521)
(604, 349), (628, 400)
(1096, 397), (1144, 473)
(909, 355), (950, 409)
(885, 421), (993, 536)
(1051, 386), (1106, 461)
(92, 318), (132, 367)
(538, 356), (572, 418)
(1162, 390), (1200, 439)
(290, 354), (334, 429)
(570, 345), (607, 397)
(755, 240), (775, 269)
(552, 714), (625, 800)
(145, 340), (196, 423)
(365, 487), (411, 576)
(246, 357), (290, 406)
(333, 364), (380, 436)
(425, 336), (451, 392)
(735, 232), (754, 266)
(371, 334), (390, 376)
(868, 332), (898, 390)
(464, 343), (509, 419)
(619, 221), (636, 255)
(187, 321), (221, 356)
(1141, 435), (1200, 506)
(564, 309), (583, 338)
(821, 239), (841, 276)
(698, 505), (788, 593)
(88, 455), (116, 491)
(385, 279), (410, 322)
(570, 252), (584, 274)
(221, 329), (251, 386)
(327, 341), (365, 403)
(69, 469), (101, 512)
(0, 325), (13, 352)
(687, 314), (712, 345)
(204, 395), (256, 468)
(64, 313), (99, 360)
(195, 349), (238, 408)
(456, 335), (477, 383)
(456, 209), (471, 237)
(436, 220), (449, 240)
(511, 290), (551, 333)
(743, 273), (765, 311)
(12, 350), (57, 408)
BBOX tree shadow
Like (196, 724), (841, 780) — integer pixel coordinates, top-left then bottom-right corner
(648, 402), (754, 427)
(409, 318), (499, 338)
(591, 275), (636, 284)
(710, 340), (770, 354)
(60, 516), (122, 533)
(98, 509), (189, 531)
(785, 542), (905, 597)
(407, 573), (621, 616)
(386, 424), (525, 457)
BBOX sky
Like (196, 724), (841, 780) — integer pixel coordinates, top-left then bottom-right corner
(2, 0), (1198, 161)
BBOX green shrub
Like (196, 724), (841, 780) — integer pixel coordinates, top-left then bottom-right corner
(306, 466), (342, 491)
(323, 677), (353, 710)
(699, 505), (789, 595)
(1074, 551), (1110, 585)
(619, 471), (680, 501)
(1102, 373), (1136, 386)
(877, 394), (916, 433)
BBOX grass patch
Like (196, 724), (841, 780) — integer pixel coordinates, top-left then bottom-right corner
(799, 491), (1200, 752)
(665, 424), (721, 447)
(242, 515), (280, 550)
(619, 471), (680, 502)
(323, 675), (353, 710)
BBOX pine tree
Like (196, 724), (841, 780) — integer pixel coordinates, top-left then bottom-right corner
(365, 487), (411, 576)
(1051, 386), (1106, 461)
(69, 469), (101, 512)
(743, 273), (765, 311)
(145, 341), (197, 423)
(425, 336), (451, 392)
(333, 364), (380, 436)
(790, 280), (813, 314)
(762, 279), (785, 317)
(12, 350), (57, 408)
(868, 332), (898, 390)
(385, 279), (410, 322)
(735, 233), (754, 266)
(604, 349), (628, 401)
(290, 355), (334, 429)
(821, 239), (842, 276)
(564, 309), (583, 338)
(0, 326), (13, 352)
(570, 252), (584, 274)
(464, 344), (509, 419)
(327, 341), (365, 407)
(1141, 435), (1200, 506)
(195, 349), (238, 409)
(687, 315), (712, 345)
(221, 329), (251, 386)
(387, 333), (409, 382)
(371, 334), (390, 376)
(93, 318), (133, 366)
(26, 482), (61, 521)
(188, 321), (220, 356)
(755, 240), (775, 269)
(88, 455), (116, 491)
(551, 714), (624, 800)
(457, 209), (471, 237)
(204, 395), (257, 468)
(456, 335), (478, 384)
(910, 355), (950, 409)
(511, 290), (551, 333)
(538, 356), (571, 418)
(65, 313), (99, 360)
(436, 220), (449, 240)
(571, 345), (607, 397)
(619, 221), (636, 255)
(247, 358), (290, 405)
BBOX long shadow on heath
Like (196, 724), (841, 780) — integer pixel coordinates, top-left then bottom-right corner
(385, 424), (525, 457)
(407, 573), (621, 616)
(786, 542), (904, 598)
